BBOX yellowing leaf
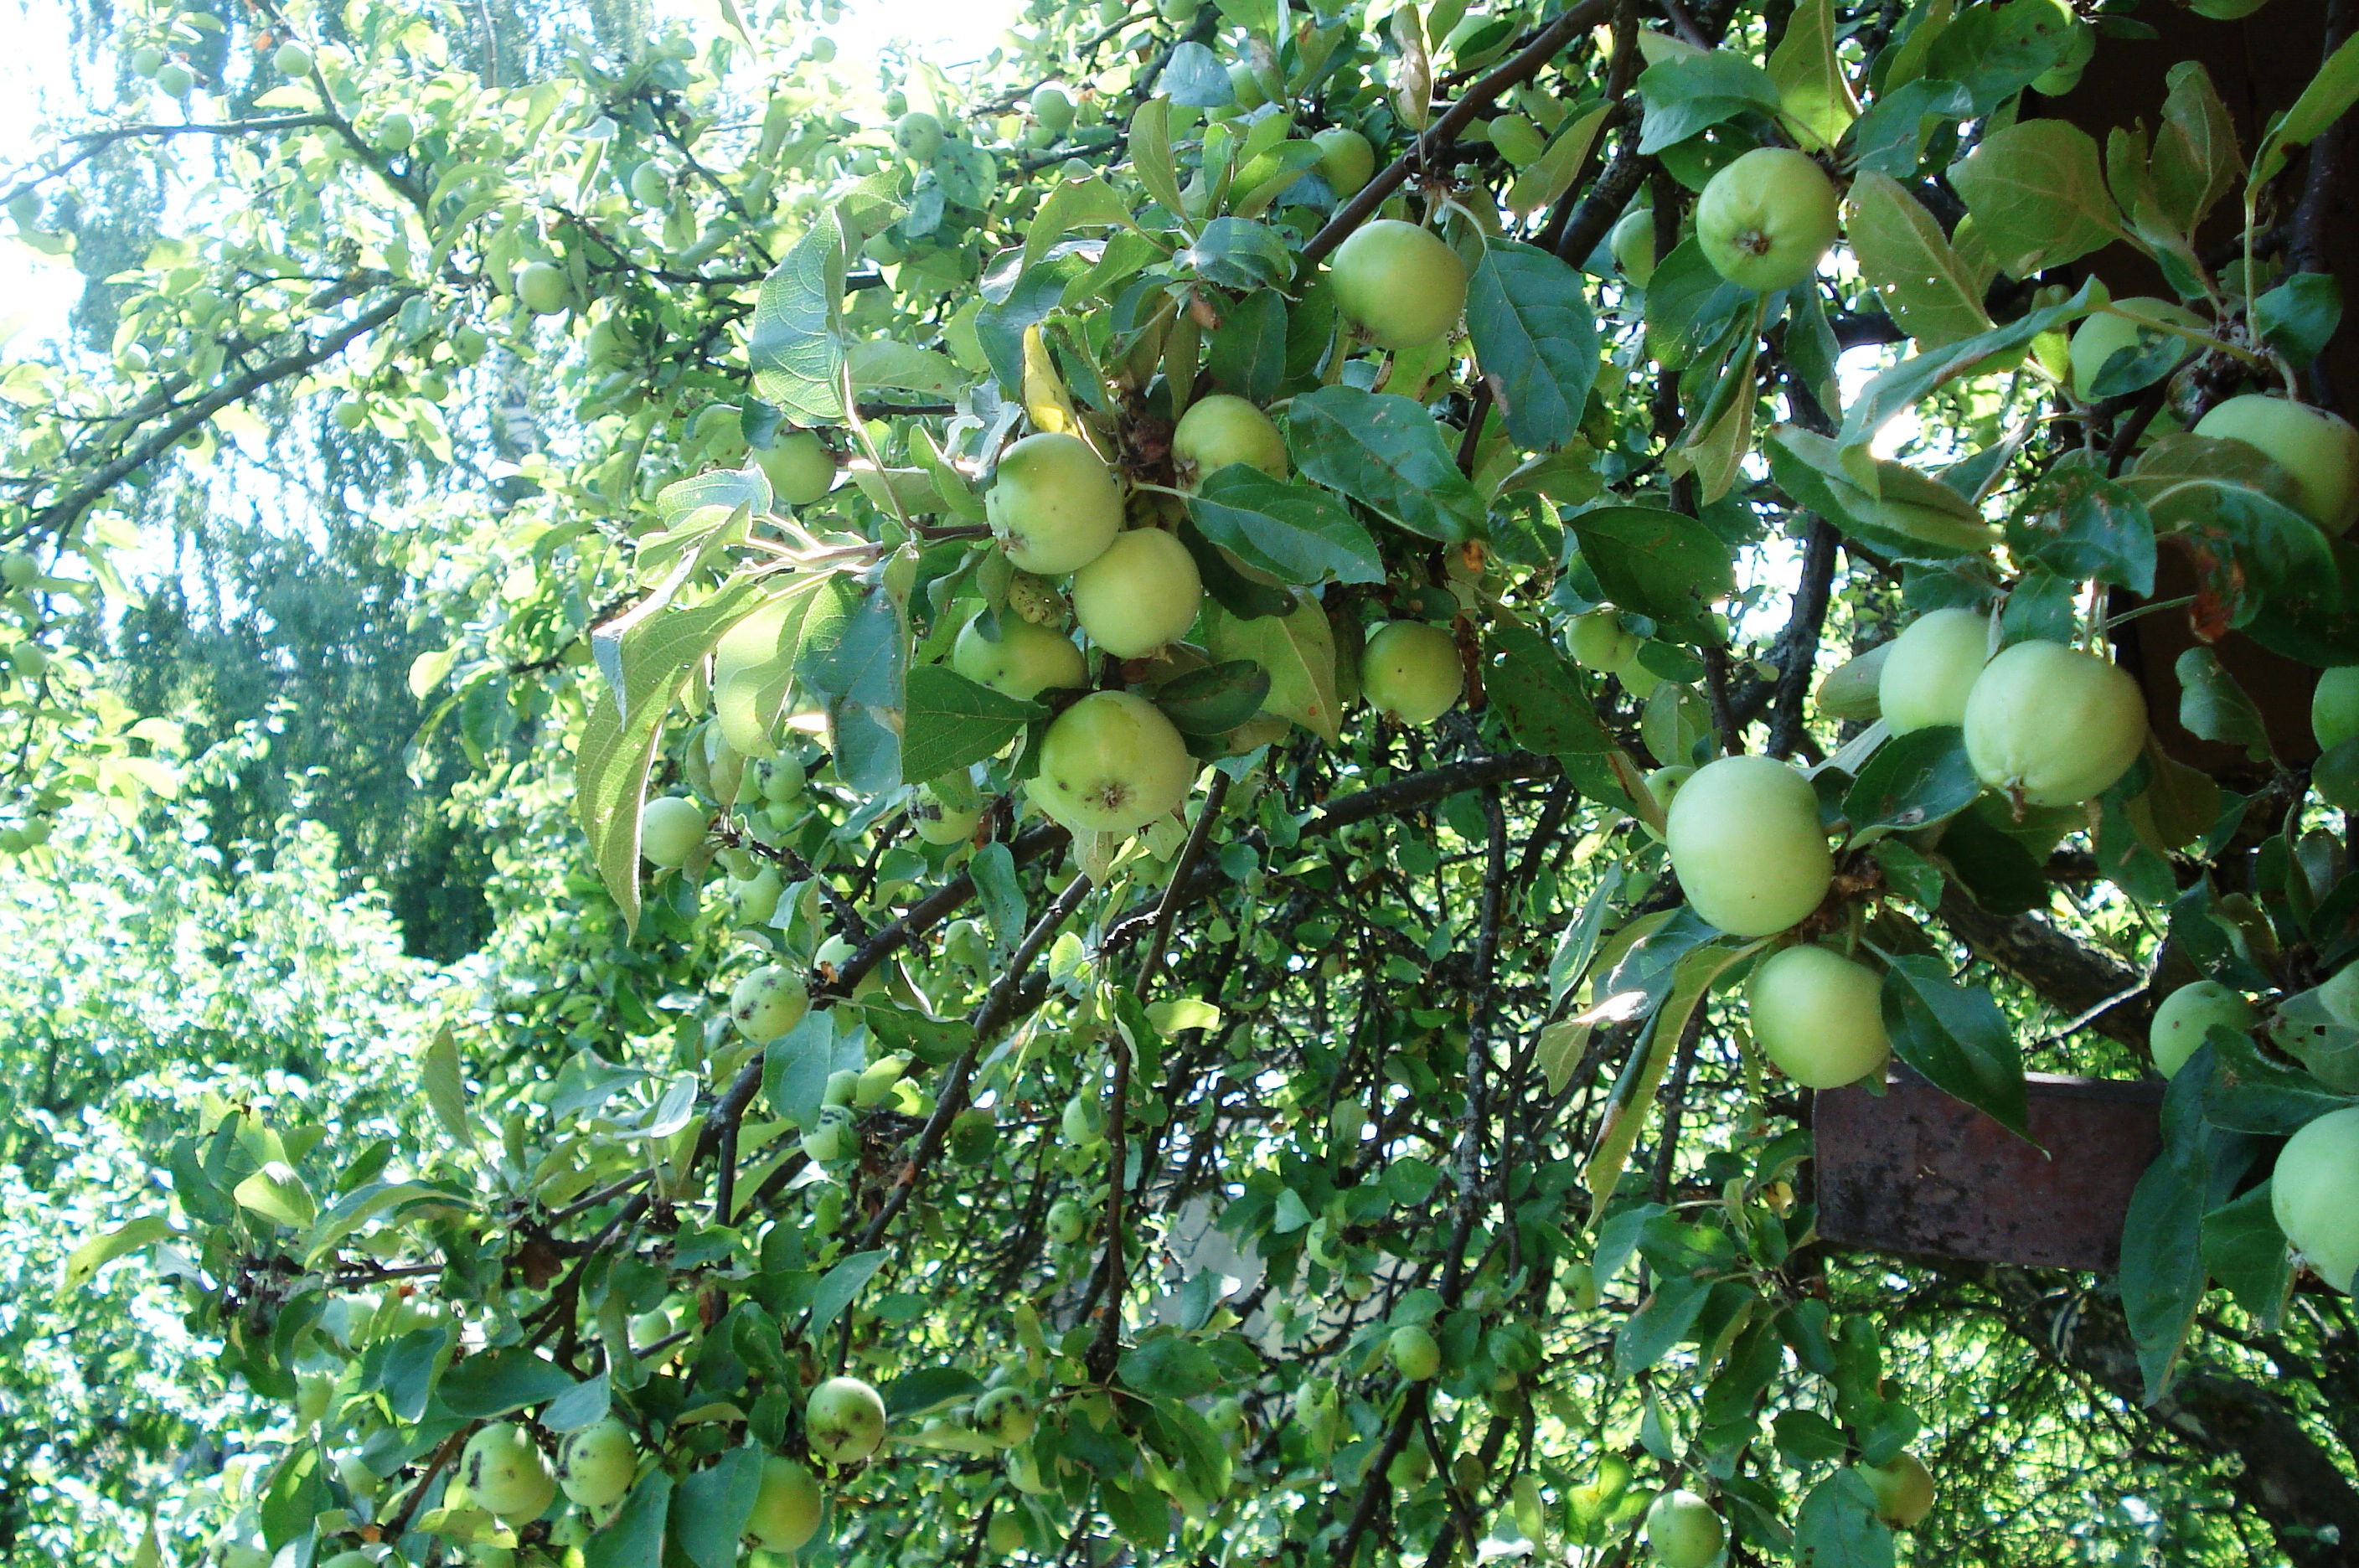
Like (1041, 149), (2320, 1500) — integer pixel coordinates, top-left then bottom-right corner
(1021, 322), (1078, 435)
(1768, 0), (1861, 152)
(59, 1214), (174, 1292)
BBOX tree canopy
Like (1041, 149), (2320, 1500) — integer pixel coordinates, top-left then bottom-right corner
(8, 0), (2359, 1564)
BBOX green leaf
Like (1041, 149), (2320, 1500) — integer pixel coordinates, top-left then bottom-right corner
(1923, 0), (2078, 113)
(1566, 506), (1737, 632)
(1204, 598), (1342, 741)
(809, 1249), (888, 1335)
(1206, 289), (1288, 403)
(884, 1366), (986, 1417)
(1836, 281), (2098, 455)
(2251, 28), (2359, 199)
(1484, 619), (1615, 756)
(1467, 240), (1600, 451)
(1845, 172), (1993, 348)
(1153, 658), (1272, 735)
(1587, 938), (1766, 1205)
(1843, 725), (1980, 832)
(1871, 838), (1944, 907)
(2174, 648), (2272, 761)
(1187, 467), (1384, 585)
(900, 665), (1044, 783)
(584, 1471), (671, 1568)
(1947, 121), (2125, 279)
(1877, 954), (2030, 1137)
(1634, 53), (1783, 152)
(59, 1214), (174, 1292)
(2201, 1180), (2294, 1329)
(438, 1349), (578, 1418)
(2121, 1050), (2253, 1401)
(234, 1163), (317, 1230)
(748, 207), (849, 426)
(541, 1369), (612, 1433)
(2172, 481), (2359, 666)
(1119, 1335), (1226, 1399)
(2007, 466), (2157, 595)
(1613, 1274), (1712, 1375)
(1288, 384), (1488, 544)
(673, 1447), (765, 1568)
(969, 841), (1028, 965)
(2252, 272), (2343, 364)
(1023, 173), (1149, 273)
(1846, 78), (1972, 178)
(1128, 100), (1187, 219)
(2151, 63), (2241, 234)
(1506, 101), (1612, 214)
(1793, 1471), (1897, 1568)
(1098, 1474), (1170, 1554)
(419, 1024), (475, 1149)
(1178, 217), (1293, 290)
(1768, 0), (1861, 150)
(304, 1180), (446, 1266)
(1766, 425), (1998, 560)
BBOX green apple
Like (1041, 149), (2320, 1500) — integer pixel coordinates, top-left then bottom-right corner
(730, 964), (809, 1043)
(853, 1054), (907, 1108)
(129, 45), (165, 78)
(1314, 127), (1377, 197)
(517, 261), (571, 317)
(1644, 1488), (1724, 1568)
(1387, 1324), (1442, 1380)
(987, 432), (1123, 575)
(555, 1419), (638, 1509)
(1360, 621), (1463, 725)
(746, 1455), (823, 1550)
(952, 616), (1086, 699)
(1639, 766), (1694, 840)
(1030, 690), (1195, 833)
(1032, 85), (1076, 133)
(1696, 147), (1840, 292)
(2194, 395), (2359, 534)
(1071, 529), (1204, 658)
(1489, 113), (1545, 165)
(756, 431), (836, 507)
(1061, 1091), (1106, 1147)
(1857, 1451), (1936, 1527)
(2067, 297), (2200, 401)
(153, 61), (194, 97)
(274, 42), (313, 75)
(640, 796), (706, 868)
(895, 111), (945, 160)
(692, 404), (748, 464)
(2274, 1106), (2359, 1292)
(805, 1375), (888, 1464)
(1329, 219), (1469, 351)
(1172, 394), (1288, 482)
(1878, 608), (1991, 733)
(1387, 1442), (1434, 1487)
(976, 1386), (1035, 1447)
(729, 864), (783, 924)
(2312, 667), (2359, 750)
(375, 111), (416, 151)
(1962, 639), (2146, 807)
(1046, 1197), (1087, 1242)
(1665, 755), (1833, 937)
(1749, 944), (1890, 1089)
(987, 1510), (1026, 1554)
(461, 1422), (557, 1523)
(1567, 608), (1640, 672)
(911, 783), (982, 845)
(2149, 979), (2258, 1078)
(1815, 641), (1891, 723)
(628, 161), (671, 207)
(1610, 208), (1659, 287)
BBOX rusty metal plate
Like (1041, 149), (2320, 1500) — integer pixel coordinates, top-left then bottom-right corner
(1814, 1069), (2165, 1272)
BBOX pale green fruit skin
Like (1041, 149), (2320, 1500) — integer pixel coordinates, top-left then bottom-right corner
(730, 964), (810, 1043)
(153, 61), (194, 97)
(2313, 666), (2359, 750)
(977, 1386), (1037, 1447)
(1878, 608), (1991, 734)
(1071, 529), (1204, 658)
(640, 797), (706, 868)
(1567, 609), (1639, 673)
(1387, 1324), (1442, 1380)
(461, 1423), (557, 1523)
(1640, 765), (1694, 841)
(2067, 297), (2200, 401)
(1046, 1197), (1087, 1242)
(556, 1419), (638, 1509)
(730, 865), (784, 924)
(629, 161), (670, 206)
(2150, 980), (2258, 1079)
(1172, 395), (1288, 482)
(517, 261), (570, 316)
(894, 111), (944, 160)
(2195, 395), (2359, 534)
(1696, 147), (1840, 292)
(805, 1375), (888, 1464)
(274, 42), (313, 75)
(1032, 86), (1075, 132)
(757, 432), (836, 507)
(1858, 1451), (1936, 1527)
(746, 1456), (823, 1550)
(1329, 220), (1469, 351)
(1665, 756), (1833, 937)
(952, 616), (1086, 700)
(987, 433), (1123, 575)
(1962, 639), (2146, 807)
(1610, 209), (1658, 286)
(1644, 1489), (1725, 1568)
(1314, 127), (1377, 197)
(1030, 691), (1195, 833)
(2274, 1106), (2359, 1292)
(911, 786), (983, 846)
(1360, 621), (1463, 725)
(1748, 944), (1890, 1089)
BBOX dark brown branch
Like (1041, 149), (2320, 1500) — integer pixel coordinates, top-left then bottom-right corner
(1935, 885), (2152, 1049)
(1762, 517), (1840, 758)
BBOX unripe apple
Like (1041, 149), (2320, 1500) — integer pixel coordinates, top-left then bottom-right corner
(1387, 1324), (1443, 1380)
(2274, 1106), (2359, 1292)
(1962, 639), (2145, 807)
(953, 616), (1086, 700)
(1030, 690), (1195, 833)
(1857, 1451), (1935, 1527)
(756, 431), (836, 507)
(805, 1375), (888, 1464)
(976, 1386), (1037, 1448)
(153, 60), (194, 98)
(988, 1511), (1027, 1554)
(640, 796), (706, 868)
(746, 1455), (823, 1550)
(1665, 755), (1833, 937)
(910, 785), (982, 846)
(1061, 1091), (1106, 1148)
(1640, 766), (1694, 840)
(517, 261), (571, 317)
(1878, 608), (1991, 734)
(460, 1422), (557, 1523)
(130, 45), (165, 78)
(758, 753), (808, 802)
(894, 111), (945, 160)
(987, 433), (1123, 575)
(730, 864), (784, 925)
(1749, 944), (1891, 1089)
(274, 42), (313, 75)
(1567, 608), (1639, 672)
(1072, 529), (1204, 658)
(1696, 147), (1840, 292)
(1644, 1488), (1724, 1568)
(374, 111), (416, 152)
(2067, 297), (2200, 402)
(730, 964), (810, 1042)
(1387, 1442), (1434, 1487)
(2194, 395), (2359, 534)
(1329, 219), (1469, 351)
(2313, 667), (2359, 750)
(1172, 394), (1288, 482)
(2149, 979), (2258, 1078)
(854, 1054), (907, 1107)
(1610, 209), (1659, 287)
(1489, 112), (1545, 165)
(1031, 86), (1076, 133)
(555, 1419), (638, 1509)
(1360, 621), (1463, 725)
(1314, 127), (1377, 197)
